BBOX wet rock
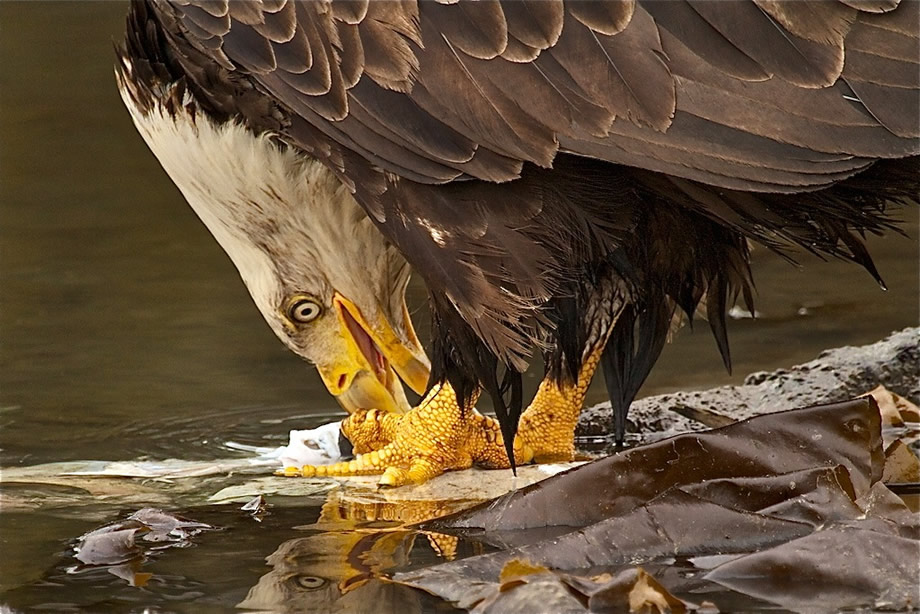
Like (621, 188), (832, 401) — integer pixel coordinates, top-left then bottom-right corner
(577, 327), (920, 440)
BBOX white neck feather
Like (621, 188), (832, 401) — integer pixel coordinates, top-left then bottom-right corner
(118, 82), (399, 336)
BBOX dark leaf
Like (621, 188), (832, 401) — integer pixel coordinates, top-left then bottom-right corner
(393, 398), (917, 612)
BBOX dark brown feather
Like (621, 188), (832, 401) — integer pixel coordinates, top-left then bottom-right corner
(568, 0), (635, 36)
(501, 0), (564, 49)
(178, 17), (224, 53)
(290, 3), (333, 95)
(868, 2), (918, 34)
(845, 48), (920, 89)
(348, 80), (477, 164)
(331, 0), (369, 25)
(158, 0), (919, 192)
(260, 0), (287, 14)
(176, 2), (230, 37)
(411, 18), (558, 168)
(642, 0), (771, 82)
(356, 2), (421, 92)
(848, 20), (918, 61)
(753, 0), (856, 46)
(430, 0), (508, 60)
(178, 0), (227, 19)
(686, 0), (845, 87)
(220, 21), (276, 73)
(332, 22), (363, 90)
(227, 2), (265, 27)
(529, 51), (617, 136)
(844, 80), (920, 138)
(551, 8), (675, 132)
(500, 36), (542, 63)
(252, 2), (296, 44)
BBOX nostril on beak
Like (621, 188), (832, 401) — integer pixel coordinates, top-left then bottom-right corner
(337, 373), (347, 390)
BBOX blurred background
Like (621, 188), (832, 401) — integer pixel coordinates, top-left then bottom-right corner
(1, 1), (918, 468)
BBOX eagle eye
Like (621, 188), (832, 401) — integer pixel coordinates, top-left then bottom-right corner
(287, 297), (322, 324)
(293, 575), (326, 590)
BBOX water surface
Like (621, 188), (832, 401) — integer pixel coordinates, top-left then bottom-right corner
(1, 2), (918, 610)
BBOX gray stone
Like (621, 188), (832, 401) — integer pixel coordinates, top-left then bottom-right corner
(577, 327), (920, 443)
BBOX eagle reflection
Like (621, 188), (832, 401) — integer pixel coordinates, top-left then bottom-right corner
(238, 493), (478, 612)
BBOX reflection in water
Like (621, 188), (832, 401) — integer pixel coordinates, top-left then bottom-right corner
(239, 533), (424, 613)
(0, 481), (482, 611)
(0, 490), (474, 612)
(317, 488), (482, 531)
(239, 490), (482, 612)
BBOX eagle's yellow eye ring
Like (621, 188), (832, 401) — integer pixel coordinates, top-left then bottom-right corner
(286, 296), (322, 324)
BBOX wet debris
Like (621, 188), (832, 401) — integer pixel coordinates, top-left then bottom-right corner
(703, 520), (919, 612)
(74, 522), (147, 567)
(871, 384), (920, 428)
(405, 558), (707, 614)
(393, 397), (920, 612)
(127, 507), (212, 542)
(884, 440), (920, 484)
(241, 493), (266, 512)
(71, 508), (215, 586)
(207, 475), (337, 504)
(241, 494), (268, 521)
(473, 561), (699, 614)
(574, 567), (690, 614)
(665, 404), (734, 429)
(207, 462), (578, 507)
(273, 421), (350, 467)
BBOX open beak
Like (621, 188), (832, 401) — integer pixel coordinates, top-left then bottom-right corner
(316, 293), (430, 415)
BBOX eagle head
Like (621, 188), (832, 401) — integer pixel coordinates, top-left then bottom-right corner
(118, 78), (430, 416)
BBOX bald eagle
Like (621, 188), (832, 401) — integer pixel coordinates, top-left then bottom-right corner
(117, 0), (918, 486)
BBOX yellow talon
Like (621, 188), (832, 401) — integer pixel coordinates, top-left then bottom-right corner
(513, 346), (605, 464)
(378, 466), (405, 488)
(284, 344), (608, 485)
(291, 383), (511, 485)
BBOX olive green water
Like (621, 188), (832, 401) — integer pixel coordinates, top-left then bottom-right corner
(1, 3), (917, 611)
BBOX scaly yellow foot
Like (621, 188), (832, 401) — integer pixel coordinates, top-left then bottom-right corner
(280, 383), (510, 486)
(279, 344), (608, 484)
(297, 345), (607, 476)
(339, 408), (401, 455)
(513, 347), (604, 464)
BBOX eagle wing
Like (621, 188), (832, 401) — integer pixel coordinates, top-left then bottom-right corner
(160, 0), (917, 189)
(152, 0), (920, 367)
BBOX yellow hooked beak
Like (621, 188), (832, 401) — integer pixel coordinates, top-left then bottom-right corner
(316, 293), (430, 415)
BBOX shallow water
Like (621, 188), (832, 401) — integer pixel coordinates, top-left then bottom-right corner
(1, 2), (918, 611)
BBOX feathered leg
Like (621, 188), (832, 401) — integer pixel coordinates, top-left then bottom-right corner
(515, 271), (626, 462)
